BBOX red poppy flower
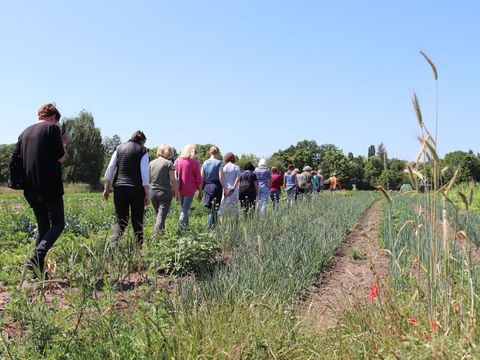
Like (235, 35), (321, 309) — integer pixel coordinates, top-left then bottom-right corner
(369, 283), (379, 301)
(431, 320), (439, 330)
(407, 317), (417, 325)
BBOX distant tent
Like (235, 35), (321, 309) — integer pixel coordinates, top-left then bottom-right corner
(400, 183), (413, 192)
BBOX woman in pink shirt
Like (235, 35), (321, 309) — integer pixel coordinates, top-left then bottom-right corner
(269, 166), (283, 210)
(173, 144), (203, 232)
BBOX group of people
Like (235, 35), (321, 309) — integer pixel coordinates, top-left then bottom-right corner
(12, 103), (341, 278)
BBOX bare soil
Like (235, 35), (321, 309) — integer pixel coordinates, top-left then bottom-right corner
(302, 202), (388, 330)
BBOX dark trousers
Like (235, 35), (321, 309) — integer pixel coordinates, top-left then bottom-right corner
(27, 196), (65, 271)
(112, 186), (145, 245)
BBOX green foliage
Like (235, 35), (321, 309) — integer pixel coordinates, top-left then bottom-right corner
(63, 111), (104, 187)
(0, 143), (15, 183)
(364, 155), (383, 188)
(195, 144), (221, 164)
(368, 144), (376, 159)
(237, 153), (258, 170)
(442, 150), (480, 184)
(102, 134), (121, 156)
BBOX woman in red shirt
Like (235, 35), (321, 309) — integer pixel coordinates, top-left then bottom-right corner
(269, 166), (284, 210)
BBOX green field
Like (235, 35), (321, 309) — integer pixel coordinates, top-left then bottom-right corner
(2, 189), (480, 358)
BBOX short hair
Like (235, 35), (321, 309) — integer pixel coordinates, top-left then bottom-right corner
(243, 162), (255, 171)
(223, 152), (236, 163)
(38, 103), (61, 122)
(209, 145), (219, 155)
(312, 171), (317, 175)
(271, 166), (278, 174)
(287, 164), (294, 171)
(180, 144), (196, 159)
(130, 130), (147, 143)
(157, 144), (173, 159)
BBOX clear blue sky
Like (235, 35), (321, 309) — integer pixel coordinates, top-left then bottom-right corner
(1, 1), (479, 160)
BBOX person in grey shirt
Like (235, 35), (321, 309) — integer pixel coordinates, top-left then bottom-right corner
(149, 144), (179, 239)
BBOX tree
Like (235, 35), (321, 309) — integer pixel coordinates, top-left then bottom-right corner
(63, 111), (105, 187)
(377, 142), (387, 164)
(364, 156), (383, 188)
(103, 135), (121, 156)
(269, 140), (321, 171)
(195, 144), (221, 164)
(0, 144), (15, 183)
(442, 150), (480, 184)
(368, 145), (376, 159)
(238, 153), (259, 170)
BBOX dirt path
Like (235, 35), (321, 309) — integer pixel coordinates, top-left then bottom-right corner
(302, 202), (388, 330)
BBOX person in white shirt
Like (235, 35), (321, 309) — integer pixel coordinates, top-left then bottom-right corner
(103, 131), (150, 247)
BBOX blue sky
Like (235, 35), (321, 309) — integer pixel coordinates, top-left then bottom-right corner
(1, 1), (479, 160)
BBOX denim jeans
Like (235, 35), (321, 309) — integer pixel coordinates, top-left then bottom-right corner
(151, 191), (172, 238)
(177, 196), (194, 231)
(270, 190), (281, 210)
(257, 187), (270, 215)
(286, 187), (296, 206)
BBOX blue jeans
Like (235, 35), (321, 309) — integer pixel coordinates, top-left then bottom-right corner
(270, 190), (281, 210)
(257, 187), (270, 215)
(177, 196), (193, 231)
(286, 187), (296, 206)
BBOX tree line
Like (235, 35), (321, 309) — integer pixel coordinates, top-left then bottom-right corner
(1, 110), (479, 190)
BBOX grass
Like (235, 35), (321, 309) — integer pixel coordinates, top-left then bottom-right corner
(0, 192), (377, 358)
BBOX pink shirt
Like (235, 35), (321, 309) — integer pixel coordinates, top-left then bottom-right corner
(174, 158), (202, 196)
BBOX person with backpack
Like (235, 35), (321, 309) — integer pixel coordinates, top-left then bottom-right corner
(104, 131), (150, 247)
(239, 162), (258, 216)
(12, 103), (67, 278)
(297, 166), (313, 195)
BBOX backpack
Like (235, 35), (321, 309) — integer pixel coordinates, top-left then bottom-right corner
(8, 150), (25, 190)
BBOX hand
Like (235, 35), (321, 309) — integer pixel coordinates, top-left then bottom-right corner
(198, 192), (203, 202)
(61, 132), (68, 145)
(144, 194), (150, 206)
(175, 194), (180, 205)
(103, 189), (109, 201)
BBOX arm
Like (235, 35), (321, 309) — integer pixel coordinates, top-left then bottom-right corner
(140, 152), (150, 206)
(254, 180), (259, 196)
(169, 169), (179, 202)
(103, 151), (118, 201)
(50, 124), (66, 164)
(195, 161), (203, 201)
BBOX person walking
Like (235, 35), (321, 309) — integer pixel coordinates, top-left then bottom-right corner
(254, 159), (272, 215)
(312, 171), (320, 193)
(174, 144), (203, 232)
(325, 173), (341, 195)
(239, 162), (258, 216)
(298, 166), (313, 196)
(104, 131), (150, 247)
(317, 169), (325, 192)
(149, 144), (178, 239)
(283, 164), (297, 206)
(219, 152), (240, 217)
(13, 103), (67, 278)
(201, 145), (224, 229)
(269, 166), (283, 210)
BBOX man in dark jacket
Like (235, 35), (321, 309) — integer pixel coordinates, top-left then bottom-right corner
(13, 103), (67, 277)
(103, 131), (150, 246)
